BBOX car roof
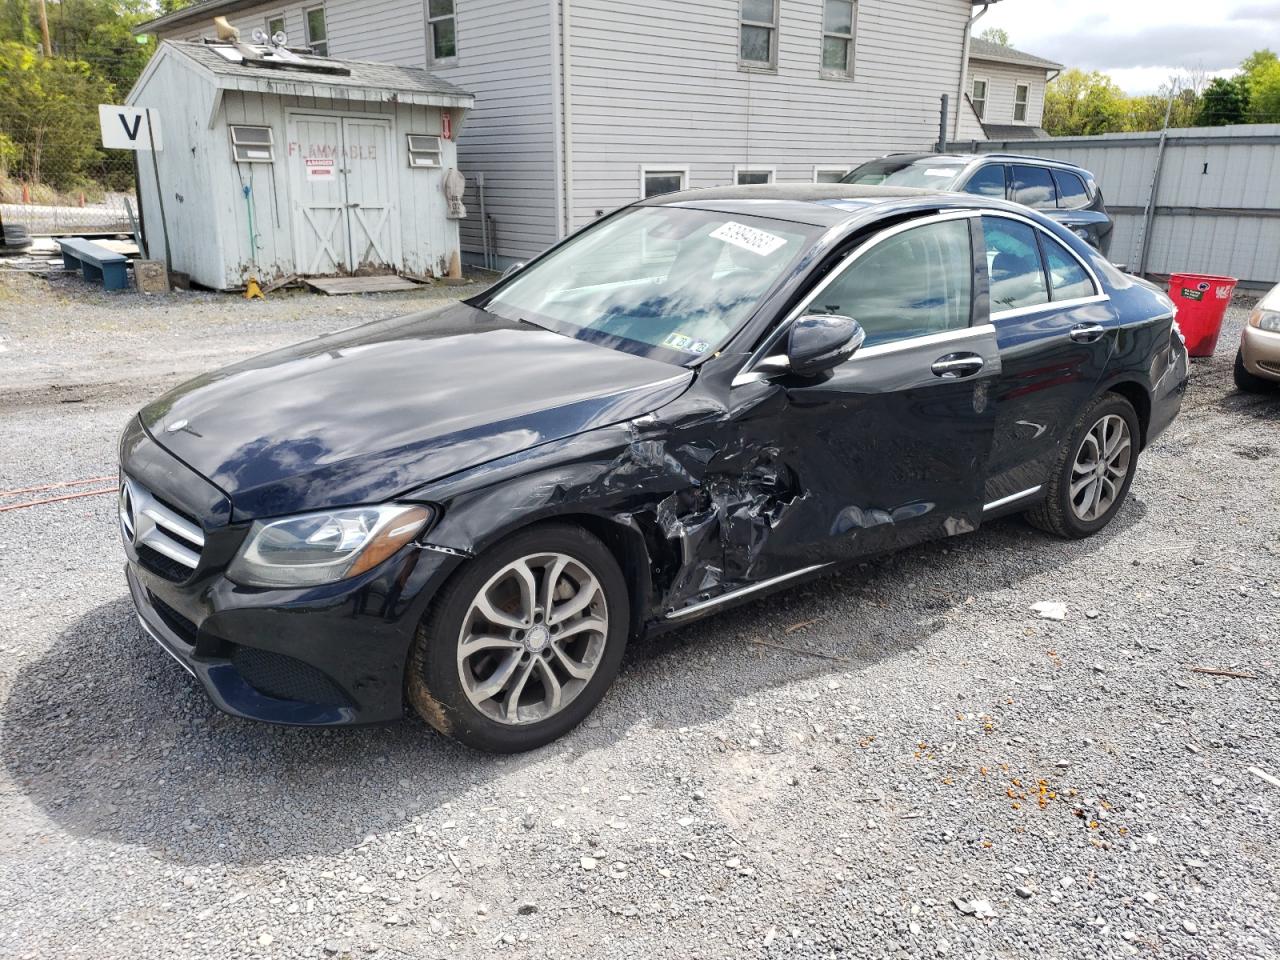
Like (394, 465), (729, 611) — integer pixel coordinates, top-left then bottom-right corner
(640, 183), (1052, 228)
(642, 184), (945, 227)
(874, 151), (1092, 173)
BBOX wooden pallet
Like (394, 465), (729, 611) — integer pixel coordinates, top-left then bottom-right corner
(305, 275), (424, 295)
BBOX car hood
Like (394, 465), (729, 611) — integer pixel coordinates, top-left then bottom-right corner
(142, 302), (693, 521)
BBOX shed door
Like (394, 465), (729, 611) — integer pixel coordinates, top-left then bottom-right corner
(342, 118), (396, 271)
(290, 116), (352, 275)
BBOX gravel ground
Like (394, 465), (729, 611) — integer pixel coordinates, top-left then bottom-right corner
(0, 270), (1277, 960)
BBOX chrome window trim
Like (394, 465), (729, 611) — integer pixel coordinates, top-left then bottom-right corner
(980, 209), (1108, 322)
(854, 322), (996, 361)
(735, 209), (983, 383)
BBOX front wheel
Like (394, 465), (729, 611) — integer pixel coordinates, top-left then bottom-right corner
(1026, 393), (1140, 540)
(407, 523), (629, 753)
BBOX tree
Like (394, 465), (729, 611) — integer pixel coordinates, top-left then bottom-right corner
(1197, 76), (1248, 126)
(979, 27), (1011, 47)
(1249, 59), (1280, 123)
(0, 41), (107, 189)
(1044, 69), (1129, 136)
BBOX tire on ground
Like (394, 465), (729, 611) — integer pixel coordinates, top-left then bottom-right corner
(407, 521), (630, 753)
(1026, 392), (1141, 540)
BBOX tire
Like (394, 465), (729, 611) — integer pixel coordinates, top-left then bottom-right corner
(407, 522), (629, 753)
(1234, 349), (1275, 393)
(1026, 393), (1141, 540)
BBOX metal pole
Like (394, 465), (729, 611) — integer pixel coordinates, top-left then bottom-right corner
(1137, 89), (1176, 277)
(131, 152), (150, 259)
(145, 110), (172, 274)
(939, 94), (950, 152)
(36, 0), (52, 57)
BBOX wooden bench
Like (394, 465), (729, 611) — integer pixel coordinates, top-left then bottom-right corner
(56, 238), (129, 291)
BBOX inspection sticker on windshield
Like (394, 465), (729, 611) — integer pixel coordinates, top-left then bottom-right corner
(924, 168), (959, 177)
(710, 221), (787, 257)
(663, 333), (710, 354)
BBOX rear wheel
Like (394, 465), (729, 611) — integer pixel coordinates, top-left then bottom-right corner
(1234, 349), (1275, 393)
(407, 523), (629, 753)
(1026, 393), (1140, 539)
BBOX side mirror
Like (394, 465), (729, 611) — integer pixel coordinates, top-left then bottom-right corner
(785, 314), (865, 377)
(501, 261), (527, 280)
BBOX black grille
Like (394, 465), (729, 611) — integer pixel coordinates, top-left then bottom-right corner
(230, 647), (353, 706)
(138, 545), (195, 583)
(147, 591), (198, 643)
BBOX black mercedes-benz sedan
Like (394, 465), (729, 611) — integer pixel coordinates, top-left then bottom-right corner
(119, 185), (1187, 752)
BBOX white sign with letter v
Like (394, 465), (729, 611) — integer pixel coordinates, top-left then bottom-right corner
(99, 105), (162, 151)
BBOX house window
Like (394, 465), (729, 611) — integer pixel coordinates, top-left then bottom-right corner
(814, 167), (850, 183)
(428, 0), (457, 62)
(1014, 83), (1030, 122)
(229, 125), (275, 163)
(735, 166), (774, 185)
(305, 7), (328, 56)
(971, 78), (988, 119)
(641, 167), (687, 199)
(739, 0), (777, 69)
(821, 0), (856, 77)
(265, 14), (285, 40)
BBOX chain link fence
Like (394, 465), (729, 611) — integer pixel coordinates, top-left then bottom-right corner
(1, 145), (136, 237)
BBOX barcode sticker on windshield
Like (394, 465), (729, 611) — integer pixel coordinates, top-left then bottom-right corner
(710, 221), (788, 257)
(924, 168), (959, 177)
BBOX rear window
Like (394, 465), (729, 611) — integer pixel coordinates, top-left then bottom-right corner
(1053, 169), (1090, 209)
(842, 159), (967, 189)
(1011, 165), (1057, 210)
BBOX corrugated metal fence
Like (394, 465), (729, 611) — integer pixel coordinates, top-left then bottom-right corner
(967, 124), (1280, 289)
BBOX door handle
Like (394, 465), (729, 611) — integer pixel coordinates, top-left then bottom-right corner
(1070, 323), (1106, 343)
(931, 353), (985, 379)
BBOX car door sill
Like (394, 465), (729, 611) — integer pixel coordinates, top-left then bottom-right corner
(983, 486), (1043, 512)
(665, 564), (833, 620)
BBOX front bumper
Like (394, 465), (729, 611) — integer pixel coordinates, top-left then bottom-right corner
(1241, 324), (1280, 383)
(120, 416), (464, 726)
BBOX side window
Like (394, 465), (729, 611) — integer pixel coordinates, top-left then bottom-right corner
(962, 165), (1006, 198)
(1011, 164), (1057, 210)
(983, 217), (1049, 313)
(814, 220), (973, 349)
(1052, 170), (1090, 209)
(1040, 234), (1097, 302)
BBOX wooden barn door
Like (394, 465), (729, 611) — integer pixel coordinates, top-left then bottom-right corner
(289, 115), (352, 276)
(341, 118), (397, 272)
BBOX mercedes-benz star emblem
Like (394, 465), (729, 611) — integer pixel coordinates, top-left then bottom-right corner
(166, 419), (189, 434)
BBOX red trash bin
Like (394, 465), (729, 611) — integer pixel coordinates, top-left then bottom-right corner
(1168, 274), (1237, 358)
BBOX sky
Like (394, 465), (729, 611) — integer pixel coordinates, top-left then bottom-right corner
(978, 0), (1280, 94)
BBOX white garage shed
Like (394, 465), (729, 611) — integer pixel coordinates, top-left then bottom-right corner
(127, 39), (474, 290)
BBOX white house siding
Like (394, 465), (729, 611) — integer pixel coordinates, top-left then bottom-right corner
(160, 5), (310, 45)
(964, 57), (1048, 131)
(564, 0), (972, 229)
(427, 1), (561, 262)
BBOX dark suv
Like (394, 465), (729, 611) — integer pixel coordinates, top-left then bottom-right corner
(843, 153), (1114, 256)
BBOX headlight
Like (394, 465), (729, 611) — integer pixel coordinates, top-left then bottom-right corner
(228, 504), (434, 588)
(1253, 308), (1280, 333)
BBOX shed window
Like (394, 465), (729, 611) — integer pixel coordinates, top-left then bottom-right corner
(1014, 83), (1030, 122)
(305, 7), (328, 56)
(265, 14), (285, 40)
(814, 167), (850, 183)
(821, 0), (856, 77)
(735, 166), (774, 185)
(971, 78), (988, 119)
(230, 125), (275, 163)
(739, 0), (777, 69)
(428, 0), (457, 62)
(407, 135), (442, 167)
(642, 168), (687, 198)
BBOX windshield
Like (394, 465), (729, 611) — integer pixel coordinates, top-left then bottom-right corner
(842, 158), (967, 189)
(482, 206), (818, 364)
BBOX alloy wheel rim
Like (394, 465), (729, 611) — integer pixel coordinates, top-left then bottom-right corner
(1070, 414), (1132, 522)
(456, 552), (608, 725)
